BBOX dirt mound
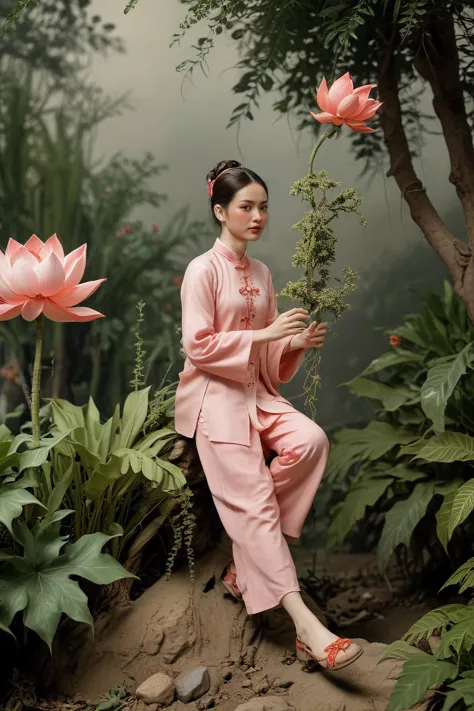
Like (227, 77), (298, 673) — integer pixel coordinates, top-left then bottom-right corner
(50, 539), (414, 711)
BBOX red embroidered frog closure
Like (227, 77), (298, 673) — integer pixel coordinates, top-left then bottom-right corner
(235, 264), (260, 329)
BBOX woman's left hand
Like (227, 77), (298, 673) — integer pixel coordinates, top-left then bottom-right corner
(291, 321), (328, 351)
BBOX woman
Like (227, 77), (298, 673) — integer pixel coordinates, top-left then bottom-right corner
(174, 160), (363, 671)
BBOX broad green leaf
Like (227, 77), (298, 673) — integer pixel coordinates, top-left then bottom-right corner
(440, 558), (474, 595)
(436, 490), (457, 552)
(326, 422), (417, 483)
(386, 657), (457, 711)
(97, 403), (121, 459)
(0, 526), (134, 650)
(134, 428), (177, 452)
(9, 433), (35, 452)
(377, 482), (434, 573)
(436, 609), (474, 659)
(421, 344), (472, 433)
(18, 428), (77, 472)
(403, 605), (470, 644)
(343, 377), (413, 411)
(399, 438), (429, 457)
(435, 480), (463, 496)
(389, 464), (428, 482)
(49, 398), (85, 433)
(415, 432), (474, 463)
(85, 448), (185, 500)
(397, 408), (426, 426)
(359, 378), (417, 410)
(378, 640), (431, 665)
(448, 479), (474, 539)
(71, 437), (104, 470)
(361, 348), (424, 376)
(440, 678), (474, 711)
(49, 531), (137, 585)
(46, 460), (75, 513)
(0, 485), (45, 533)
(85, 396), (102, 452)
(23, 575), (93, 649)
(327, 477), (393, 548)
(392, 325), (427, 348)
(0, 425), (13, 442)
(154, 457), (186, 488)
(116, 387), (151, 449)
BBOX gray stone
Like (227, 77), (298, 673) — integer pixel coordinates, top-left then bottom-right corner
(233, 698), (293, 711)
(175, 666), (210, 703)
(136, 673), (175, 706)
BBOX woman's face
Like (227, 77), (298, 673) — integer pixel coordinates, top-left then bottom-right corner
(215, 182), (268, 243)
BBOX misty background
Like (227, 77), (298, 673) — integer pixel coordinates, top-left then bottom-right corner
(88, 0), (452, 428)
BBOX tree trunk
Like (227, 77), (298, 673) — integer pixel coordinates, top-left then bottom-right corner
(377, 15), (474, 321)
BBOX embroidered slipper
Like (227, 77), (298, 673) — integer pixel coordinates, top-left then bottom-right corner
(221, 563), (242, 600)
(296, 636), (364, 671)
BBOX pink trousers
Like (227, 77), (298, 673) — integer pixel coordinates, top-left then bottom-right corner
(195, 406), (329, 615)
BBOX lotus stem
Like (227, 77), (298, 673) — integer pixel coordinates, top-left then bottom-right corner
(31, 314), (44, 448)
(308, 125), (338, 175)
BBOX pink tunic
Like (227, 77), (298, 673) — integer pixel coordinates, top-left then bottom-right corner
(174, 238), (306, 445)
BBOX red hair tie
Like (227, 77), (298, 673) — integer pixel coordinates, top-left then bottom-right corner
(207, 179), (216, 197)
(207, 166), (238, 198)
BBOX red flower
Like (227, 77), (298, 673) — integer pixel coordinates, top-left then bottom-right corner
(172, 276), (183, 286)
(152, 224), (159, 233)
(124, 225), (132, 234)
(389, 334), (402, 347)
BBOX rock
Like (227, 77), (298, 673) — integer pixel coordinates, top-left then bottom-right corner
(241, 681), (251, 688)
(144, 630), (164, 656)
(197, 696), (217, 709)
(136, 673), (175, 705)
(233, 697), (292, 711)
(222, 670), (232, 682)
(255, 681), (270, 695)
(175, 666), (210, 703)
(147, 705), (158, 711)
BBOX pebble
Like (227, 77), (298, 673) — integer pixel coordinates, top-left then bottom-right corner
(135, 672), (175, 706)
(175, 666), (210, 703)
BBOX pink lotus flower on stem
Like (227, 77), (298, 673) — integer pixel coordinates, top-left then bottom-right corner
(310, 72), (382, 133)
(0, 234), (106, 322)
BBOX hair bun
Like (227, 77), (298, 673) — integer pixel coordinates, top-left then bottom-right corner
(206, 160), (242, 183)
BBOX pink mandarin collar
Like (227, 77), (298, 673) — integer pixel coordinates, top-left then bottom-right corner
(213, 238), (249, 268)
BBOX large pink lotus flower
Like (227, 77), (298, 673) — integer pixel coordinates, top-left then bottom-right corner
(0, 234), (106, 322)
(310, 72), (382, 133)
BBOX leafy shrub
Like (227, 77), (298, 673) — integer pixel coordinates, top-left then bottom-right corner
(0, 385), (187, 648)
(325, 281), (474, 576)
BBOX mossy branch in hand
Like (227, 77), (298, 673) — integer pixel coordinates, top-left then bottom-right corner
(279, 168), (365, 417)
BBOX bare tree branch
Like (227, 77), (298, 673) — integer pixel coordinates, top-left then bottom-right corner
(413, 13), (474, 249)
(377, 28), (474, 318)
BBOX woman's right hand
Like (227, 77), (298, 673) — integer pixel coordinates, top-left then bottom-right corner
(260, 308), (310, 343)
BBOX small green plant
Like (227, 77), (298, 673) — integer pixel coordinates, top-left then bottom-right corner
(165, 487), (197, 585)
(379, 561), (474, 710)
